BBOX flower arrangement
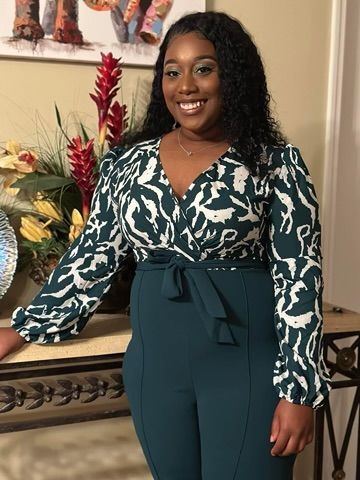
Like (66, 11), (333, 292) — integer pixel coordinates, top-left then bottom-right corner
(0, 52), (128, 286)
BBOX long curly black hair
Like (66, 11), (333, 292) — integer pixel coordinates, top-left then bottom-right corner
(126, 11), (287, 174)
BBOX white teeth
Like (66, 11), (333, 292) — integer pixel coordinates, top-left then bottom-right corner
(179, 101), (205, 110)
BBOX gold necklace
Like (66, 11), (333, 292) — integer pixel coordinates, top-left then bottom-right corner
(177, 128), (226, 157)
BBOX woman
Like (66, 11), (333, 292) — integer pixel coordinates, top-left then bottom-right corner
(0, 11), (331, 479)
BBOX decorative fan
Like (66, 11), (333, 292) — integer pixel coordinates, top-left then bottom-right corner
(0, 210), (18, 299)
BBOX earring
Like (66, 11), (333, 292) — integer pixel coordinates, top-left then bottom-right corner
(172, 120), (179, 130)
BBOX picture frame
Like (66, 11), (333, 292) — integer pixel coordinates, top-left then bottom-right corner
(0, 0), (206, 66)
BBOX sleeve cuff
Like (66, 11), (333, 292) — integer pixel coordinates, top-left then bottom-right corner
(273, 354), (332, 409)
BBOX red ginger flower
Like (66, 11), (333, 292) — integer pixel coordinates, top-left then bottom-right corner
(90, 52), (123, 153)
(67, 136), (97, 222)
(106, 101), (128, 149)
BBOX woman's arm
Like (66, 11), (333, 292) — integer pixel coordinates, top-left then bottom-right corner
(266, 145), (332, 455)
(7, 147), (132, 347)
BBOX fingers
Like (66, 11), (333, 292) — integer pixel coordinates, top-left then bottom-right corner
(298, 439), (308, 453)
(271, 431), (313, 456)
(270, 398), (315, 456)
(271, 429), (290, 456)
(270, 412), (280, 443)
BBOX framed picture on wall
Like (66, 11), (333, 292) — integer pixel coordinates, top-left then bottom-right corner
(0, 0), (206, 66)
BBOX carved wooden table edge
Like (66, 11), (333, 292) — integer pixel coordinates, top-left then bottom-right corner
(314, 304), (360, 480)
(0, 312), (132, 434)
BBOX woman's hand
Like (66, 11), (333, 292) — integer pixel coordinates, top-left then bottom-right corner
(270, 398), (314, 456)
(0, 327), (26, 360)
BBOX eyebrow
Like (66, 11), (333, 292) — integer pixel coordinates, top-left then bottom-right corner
(164, 55), (217, 66)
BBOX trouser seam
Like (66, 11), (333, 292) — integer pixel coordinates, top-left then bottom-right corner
(232, 271), (252, 480)
(137, 272), (161, 480)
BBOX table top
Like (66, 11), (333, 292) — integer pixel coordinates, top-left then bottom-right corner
(0, 313), (132, 365)
(323, 305), (360, 334)
(1, 304), (359, 365)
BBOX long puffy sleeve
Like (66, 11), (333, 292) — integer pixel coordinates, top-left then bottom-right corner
(266, 145), (331, 409)
(11, 147), (132, 343)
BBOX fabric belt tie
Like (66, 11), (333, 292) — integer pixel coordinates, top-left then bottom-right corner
(136, 250), (266, 346)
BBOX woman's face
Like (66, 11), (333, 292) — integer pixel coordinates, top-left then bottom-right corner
(162, 32), (223, 138)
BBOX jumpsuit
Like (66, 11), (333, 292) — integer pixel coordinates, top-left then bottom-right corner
(11, 138), (332, 479)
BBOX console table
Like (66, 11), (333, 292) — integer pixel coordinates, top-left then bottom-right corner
(0, 313), (132, 433)
(314, 306), (360, 480)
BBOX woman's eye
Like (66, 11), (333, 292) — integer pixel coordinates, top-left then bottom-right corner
(194, 65), (213, 74)
(164, 69), (180, 77)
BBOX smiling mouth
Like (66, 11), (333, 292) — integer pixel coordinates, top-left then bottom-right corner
(178, 100), (207, 112)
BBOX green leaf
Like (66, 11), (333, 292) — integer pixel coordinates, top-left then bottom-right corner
(54, 102), (63, 129)
(79, 122), (90, 143)
(12, 172), (75, 191)
(54, 103), (71, 143)
(20, 237), (68, 258)
(15, 246), (33, 272)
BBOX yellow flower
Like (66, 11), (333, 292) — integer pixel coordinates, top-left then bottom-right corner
(6, 140), (21, 155)
(14, 149), (38, 173)
(33, 194), (62, 221)
(0, 141), (38, 173)
(0, 141), (38, 196)
(68, 208), (84, 243)
(2, 172), (24, 196)
(20, 216), (53, 243)
(0, 140), (20, 170)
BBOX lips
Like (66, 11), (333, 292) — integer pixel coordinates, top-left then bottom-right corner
(177, 99), (207, 114)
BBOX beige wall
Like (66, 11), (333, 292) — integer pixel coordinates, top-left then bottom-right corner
(0, 61), (153, 146)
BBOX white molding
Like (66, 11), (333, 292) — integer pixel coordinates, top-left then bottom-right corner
(322, 0), (348, 303)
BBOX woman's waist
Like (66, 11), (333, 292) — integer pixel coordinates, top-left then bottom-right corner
(136, 250), (268, 272)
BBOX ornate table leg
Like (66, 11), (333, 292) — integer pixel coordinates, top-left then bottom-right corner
(314, 328), (360, 479)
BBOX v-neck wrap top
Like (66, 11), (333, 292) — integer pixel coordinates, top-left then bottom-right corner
(11, 137), (332, 409)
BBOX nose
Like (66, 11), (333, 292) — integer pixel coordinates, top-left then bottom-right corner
(178, 71), (197, 95)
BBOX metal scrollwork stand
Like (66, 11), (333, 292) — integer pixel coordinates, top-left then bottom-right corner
(314, 307), (360, 480)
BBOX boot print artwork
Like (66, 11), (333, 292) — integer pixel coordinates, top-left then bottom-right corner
(14, 0), (83, 44)
(12, 0), (173, 46)
(140, 0), (173, 45)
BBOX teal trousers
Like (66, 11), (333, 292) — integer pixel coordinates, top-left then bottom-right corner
(122, 253), (296, 479)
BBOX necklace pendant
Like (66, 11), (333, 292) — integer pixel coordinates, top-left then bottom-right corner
(177, 128), (226, 158)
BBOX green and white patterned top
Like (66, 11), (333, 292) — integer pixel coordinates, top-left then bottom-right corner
(11, 138), (332, 408)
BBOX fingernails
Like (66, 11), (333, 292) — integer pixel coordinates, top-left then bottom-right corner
(270, 435), (275, 442)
